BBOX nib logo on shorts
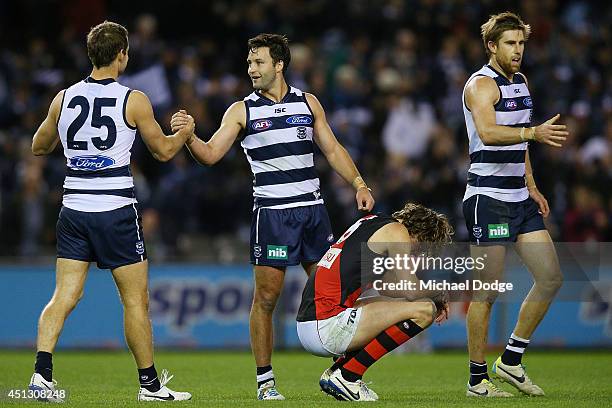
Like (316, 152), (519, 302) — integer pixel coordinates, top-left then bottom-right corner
(267, 245), (288, 260)
(488, 223), (509, 239)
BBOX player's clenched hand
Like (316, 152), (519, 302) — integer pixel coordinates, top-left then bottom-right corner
(171, 109), (191, 133)
(432, 290), (449, 324)
(528, 186), (550, 217)
(356, 187), (375, 211)
(175, 113), (195, 139)
(534, 114), (568, 148)
(434, 300), (449, 324)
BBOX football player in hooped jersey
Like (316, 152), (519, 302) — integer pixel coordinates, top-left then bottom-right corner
(29, 21), (193, 402)
(171, 33), (375, 400)
(296, 203), (453, 401)
(462, 13), (568, 397)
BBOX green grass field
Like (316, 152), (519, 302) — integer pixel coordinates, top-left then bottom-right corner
(1, 350), (611, 406)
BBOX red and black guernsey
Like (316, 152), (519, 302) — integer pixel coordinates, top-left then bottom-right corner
(296, 214), (398, 322)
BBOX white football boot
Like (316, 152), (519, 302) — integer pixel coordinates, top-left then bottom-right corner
(257, 379), (285, 400)
(492, 357), (545, 396)
(137, 369), (192, 401)
(319, 367), (333, 386)
(322, 369), (378, 401)
(466, 378), (513, 397)
(28, 373), (64, 403)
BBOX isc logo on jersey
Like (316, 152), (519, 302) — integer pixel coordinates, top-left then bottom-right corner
(69, 155), (115, 170)
(252, 119), (273, 131)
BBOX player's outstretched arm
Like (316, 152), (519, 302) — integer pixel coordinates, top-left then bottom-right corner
(126, 90), (194, 162)
(32, 90), (64, 156)
(465, 76), (568, 147)
(306, 93), (375, 211)
(171, 102), (244, 166)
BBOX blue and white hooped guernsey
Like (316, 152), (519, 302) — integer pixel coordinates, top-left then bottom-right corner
(57, 77), (138, 212)
(241, 86), (323, 210)
(462, 64), (533, 203)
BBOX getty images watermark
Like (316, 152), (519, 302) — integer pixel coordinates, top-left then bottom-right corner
(361, 242), (611, 303)
(371, 252), (514, 293)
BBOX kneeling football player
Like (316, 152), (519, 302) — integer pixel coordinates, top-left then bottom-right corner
(296, 203), (452, 401)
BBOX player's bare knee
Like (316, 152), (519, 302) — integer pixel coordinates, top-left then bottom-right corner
(424, 300), (437, 325)
(472, 290), (499, 305)
(535, 272), (563, 298)
(52, 291), (82, 312)
(253, 289), (280, 313)
(411, 301), (435, 328)
(549, 273), (563, 293)
(121, 291), (149, 310)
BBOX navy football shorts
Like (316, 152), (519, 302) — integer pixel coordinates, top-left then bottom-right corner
(56, 204), (147, 270)
(463, 195), (545, 244)
(250, 204), (334, 267)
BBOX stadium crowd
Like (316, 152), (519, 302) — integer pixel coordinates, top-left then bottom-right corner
(0, 0), (610, 260)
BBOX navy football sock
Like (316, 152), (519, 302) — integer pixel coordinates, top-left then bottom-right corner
(469, 360), (489, 386)
(256, 365), (274, 388)
(501, 333), (529, 366)
(138, 365), (161, 392)
(35, 351), (53, 382)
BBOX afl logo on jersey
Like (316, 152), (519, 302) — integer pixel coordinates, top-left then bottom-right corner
(69, 155), (115, 170)
(252, 119), (273, 131)
(523, 97), (532, 108)
(505, 100), (518, 110)
(286, 115), (312, 125)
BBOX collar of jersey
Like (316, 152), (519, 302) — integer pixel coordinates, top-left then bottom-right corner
(84, 76), (116, 85)
(255, 88), (291, 105)
(485, 64), (516, 85)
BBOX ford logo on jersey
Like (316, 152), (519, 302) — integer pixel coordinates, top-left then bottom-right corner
(505, 100), (518, 110)
(286, 115), (312, 125)
(69, 155), (115, 170)
(252, 119), (273, 131)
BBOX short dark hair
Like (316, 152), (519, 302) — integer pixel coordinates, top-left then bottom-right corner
(87, 21), (129, 68)
(392, 203), (454, 243)
(247, 33), (291, 74)
(481, 12), (531, 57)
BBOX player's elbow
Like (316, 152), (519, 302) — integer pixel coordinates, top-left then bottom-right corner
(191, 146), (219, 166)
(154, 152), (170, 162)
(324, 143), (343, 161)
(190, 154), (214, 166)
(152, 150), (172, 162)
(478, 129), (495, 145)
(206, 156), (221, 166)
(32, 143), (49, 156)
(156, 145), (178, 162)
